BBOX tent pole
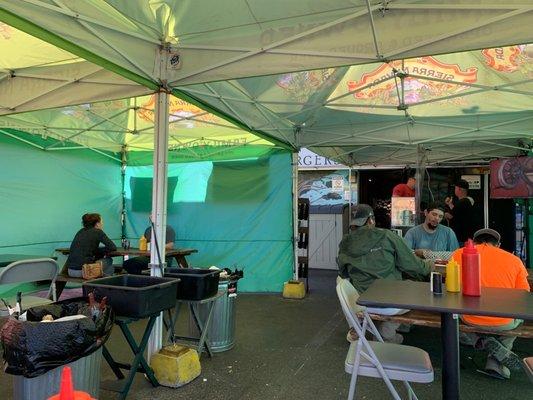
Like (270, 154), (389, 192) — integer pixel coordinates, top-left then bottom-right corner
(292, 152), (299, 280)
(484, 173), (489, 229)
(120, 146), (127, 241)
(147, 88), (169, 359)
(147, 42), (171, 359)
(415, 145), (426, 225)
(348, 167), (352, 217)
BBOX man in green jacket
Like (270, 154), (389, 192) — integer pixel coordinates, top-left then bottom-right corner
(338, 204), (433, 342)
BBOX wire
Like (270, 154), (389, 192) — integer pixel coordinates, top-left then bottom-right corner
(425, 168), (434, 202)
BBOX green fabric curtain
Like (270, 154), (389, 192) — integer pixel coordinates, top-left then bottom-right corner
(0, 132), (122, 255)
(124, 149), (294, 292)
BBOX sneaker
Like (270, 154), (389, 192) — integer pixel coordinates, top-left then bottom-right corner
(397, 323), (412, 333)
(482, 337), (522, 371)
(483, 356), (511, 380)
(346, 328), (359, 343)
(379, 333), (404, 344)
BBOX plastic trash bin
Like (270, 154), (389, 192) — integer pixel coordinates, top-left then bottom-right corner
(13, 347), (102, 400)
(82, 275), (178, 318)
(192, 279), (238, 352)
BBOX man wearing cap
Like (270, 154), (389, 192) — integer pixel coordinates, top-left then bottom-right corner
(445, 179), (474, 245)
(404, 202), (459, 257)
(451, 228), (530, 379)
(337, 204), (433, 343)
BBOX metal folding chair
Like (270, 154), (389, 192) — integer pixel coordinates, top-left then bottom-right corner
(523, 357), (533, 383)
(0, 258), (59, 316)
(336, 279), (434, 400)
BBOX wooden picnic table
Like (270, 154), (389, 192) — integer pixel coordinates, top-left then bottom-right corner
(53, 247), (198, 299)
(55, 247), (198, 269)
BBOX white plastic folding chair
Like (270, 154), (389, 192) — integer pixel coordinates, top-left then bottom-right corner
(336, 279), (434, 400)
(0, 258), (59, 316)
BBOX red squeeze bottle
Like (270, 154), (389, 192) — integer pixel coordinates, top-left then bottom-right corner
(461, 239), (481, 296)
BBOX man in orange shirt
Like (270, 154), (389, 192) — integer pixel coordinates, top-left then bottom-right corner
(451, 228), (530, 379)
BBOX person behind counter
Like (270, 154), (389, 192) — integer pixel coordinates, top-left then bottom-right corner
(392, 175), (416, 197)
(65, 213), (117, 277)
(445, 179), (474, 245)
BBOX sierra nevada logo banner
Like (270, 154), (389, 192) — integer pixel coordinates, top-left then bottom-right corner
(344, 57), (478, 107)
(482, 45), (533, 76)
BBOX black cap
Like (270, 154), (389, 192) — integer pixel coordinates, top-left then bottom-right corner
(473, 228), (501, 243)
(455, 179), (469, 190)
(351, 204), (374, 226)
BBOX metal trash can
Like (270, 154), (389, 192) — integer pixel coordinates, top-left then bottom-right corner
(194, 279), (238, 352)
(13, 347), (102, 400)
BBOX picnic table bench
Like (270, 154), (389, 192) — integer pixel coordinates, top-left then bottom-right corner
(359, 309), (533, 338)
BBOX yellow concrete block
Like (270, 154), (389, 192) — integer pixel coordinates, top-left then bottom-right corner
(282, 280), (306, 299)
(150, 344), (201, 388)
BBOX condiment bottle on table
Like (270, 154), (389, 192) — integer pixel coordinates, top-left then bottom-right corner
(139, 234), (148, 251)
(461, 239), (481, 296)
(445, 259), (461, 293)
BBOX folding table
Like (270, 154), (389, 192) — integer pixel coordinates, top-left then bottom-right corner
(358, 279), (533, 400)
(102, 314), (159, 399)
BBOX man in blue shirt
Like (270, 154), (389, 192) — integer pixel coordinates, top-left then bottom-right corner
(404, 202), (459, 257)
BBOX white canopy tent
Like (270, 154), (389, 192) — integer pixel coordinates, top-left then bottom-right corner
(2, 0), (533, 357)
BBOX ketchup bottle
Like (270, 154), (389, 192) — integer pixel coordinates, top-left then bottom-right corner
(461, 239), (481, 296)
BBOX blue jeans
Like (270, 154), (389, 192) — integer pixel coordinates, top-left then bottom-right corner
(460, 317), (523, 354)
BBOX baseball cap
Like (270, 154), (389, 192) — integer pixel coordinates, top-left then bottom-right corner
(455, 179), (469, 190)
(473, 228), (501, 243)
(351, 204), (374, 226)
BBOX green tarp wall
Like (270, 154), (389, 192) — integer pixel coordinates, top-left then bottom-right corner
(0, 131), (122, 296)
(124, 149), (294, 292)
(0, 132), (293, 293)
(0, 132), (122, 256)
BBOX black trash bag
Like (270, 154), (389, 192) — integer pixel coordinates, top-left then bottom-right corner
(0, 297), (114, 378)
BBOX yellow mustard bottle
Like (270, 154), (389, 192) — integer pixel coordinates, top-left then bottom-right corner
(446, 259), (461, 292)
(139, 235), (148, 251)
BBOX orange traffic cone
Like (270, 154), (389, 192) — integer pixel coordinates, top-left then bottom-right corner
(48, 366), (94, 400)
